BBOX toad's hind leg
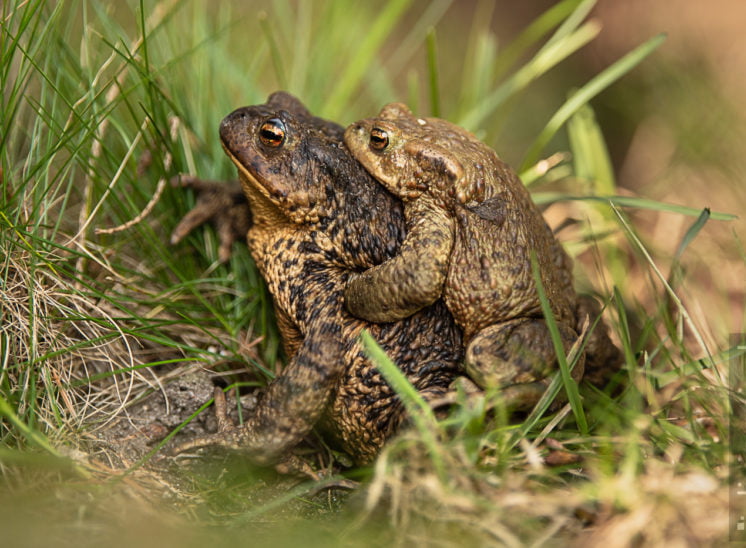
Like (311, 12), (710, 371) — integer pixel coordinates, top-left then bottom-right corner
(465, 318), (584, 410)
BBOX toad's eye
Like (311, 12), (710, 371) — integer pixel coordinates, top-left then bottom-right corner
(259, 118), (286, 147)
(369, 127), (389, 151)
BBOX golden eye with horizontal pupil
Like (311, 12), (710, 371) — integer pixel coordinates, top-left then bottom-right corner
(259, 118), (286, 147)
(369, 127), (389, 150)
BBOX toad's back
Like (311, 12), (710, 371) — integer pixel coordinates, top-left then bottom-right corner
(382, 114), (577, 342)
(446, 166), (576, 340)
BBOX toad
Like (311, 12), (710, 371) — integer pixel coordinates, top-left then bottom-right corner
(171, 93), (463, 465)
(343, 103), (621, 405)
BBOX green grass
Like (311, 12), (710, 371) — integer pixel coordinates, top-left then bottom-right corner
(1, 0), (743, 545)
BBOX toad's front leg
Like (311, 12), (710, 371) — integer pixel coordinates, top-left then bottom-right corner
(344, 210), (454, 323)
(172, 324), (344, 466)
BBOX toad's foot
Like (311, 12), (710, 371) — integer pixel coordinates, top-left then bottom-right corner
(170, 175), (251, 263)
(171, 326), (346, 466)
(465, 318), (584, 410)
(173, 389), (340, 478)
(171, 387), (311, 470)
(170, 387), (246, 455)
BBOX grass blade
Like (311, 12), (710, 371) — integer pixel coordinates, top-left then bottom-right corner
(611, 204), (716, 373)
(675, 208), (711, 261)
(258, 11), (288, 90)
(426, 27), (440, 117)
(360, 330), (445, 479)
(490, 0), (584, 80)
(530, 193), (737, 221)
(325, 0), (414, 120)
(530, 253), (587, 434)
(567, 103), (616, 195)
(458, 21), (600, 129)
(540, 0), (596, 53)
(0, 393), (60, 457)
(668, 208), (711, 288)
(521, 33), (666, 170)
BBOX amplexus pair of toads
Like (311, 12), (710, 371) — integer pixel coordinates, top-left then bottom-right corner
(171, 91), (621, 467)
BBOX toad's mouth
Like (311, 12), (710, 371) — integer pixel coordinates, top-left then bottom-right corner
(219, 140), (290, 226)
(220, 140), (275, 201)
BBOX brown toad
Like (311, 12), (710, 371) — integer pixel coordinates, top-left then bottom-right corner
(344, 103), (621, 405)
(172, 93), (463, 465)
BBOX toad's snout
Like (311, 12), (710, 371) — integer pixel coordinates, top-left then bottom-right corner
(343, 122), (367, 148)
(219, 108), (253, 146)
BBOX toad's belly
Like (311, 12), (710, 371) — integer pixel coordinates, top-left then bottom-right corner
(324, 300), (463, 464)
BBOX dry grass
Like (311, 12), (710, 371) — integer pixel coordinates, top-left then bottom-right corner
(357, 432), (731, 546)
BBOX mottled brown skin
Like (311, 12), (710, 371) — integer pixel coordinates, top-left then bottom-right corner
(344, 103), (619, 403)
(173, 93), (462, 465)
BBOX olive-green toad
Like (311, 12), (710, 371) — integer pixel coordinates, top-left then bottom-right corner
(344, 103), (621, 405)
